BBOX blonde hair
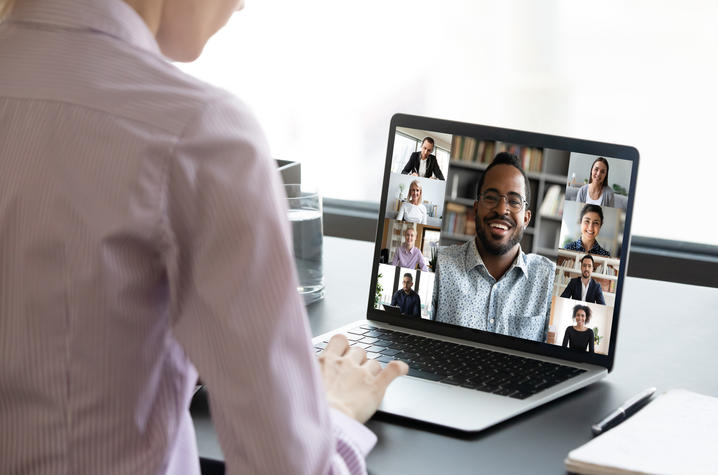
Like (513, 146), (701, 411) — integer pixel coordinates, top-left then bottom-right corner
(409, 180), (423, 204)
(0, 0), (16, 21)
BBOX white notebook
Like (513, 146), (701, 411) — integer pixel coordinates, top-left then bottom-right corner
(565, 389), (718, 475)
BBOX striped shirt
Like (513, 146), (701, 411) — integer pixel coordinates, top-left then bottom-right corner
(0, 0), (373, 474)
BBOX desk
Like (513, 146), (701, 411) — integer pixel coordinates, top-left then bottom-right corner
(192, 236), (718, 474)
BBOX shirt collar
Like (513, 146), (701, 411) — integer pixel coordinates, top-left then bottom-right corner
(576, 238), (604, 254)
(465, 239), (528, 278)
(10, 0), (162, 56)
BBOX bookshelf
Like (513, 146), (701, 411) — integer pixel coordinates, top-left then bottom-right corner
(553, 249), (619, 307)
(441, 139), (570, 259)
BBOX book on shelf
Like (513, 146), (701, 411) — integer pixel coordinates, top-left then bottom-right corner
(539, 184), (565, 218)
(443, 202), (475, 236)
(556, 255), (572, 268)
(450, 138), (543, 172)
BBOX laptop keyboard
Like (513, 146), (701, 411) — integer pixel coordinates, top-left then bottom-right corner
(314, 325), (586, 400)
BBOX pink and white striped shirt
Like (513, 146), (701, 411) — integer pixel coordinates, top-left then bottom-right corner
(0, 0), (374, 473)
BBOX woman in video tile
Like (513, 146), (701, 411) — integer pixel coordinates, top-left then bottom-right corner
(396, 180), (427, 224)
(576, 157), (615, 207)
(564, 204), (611, 256)
(562, 305), (595, 353)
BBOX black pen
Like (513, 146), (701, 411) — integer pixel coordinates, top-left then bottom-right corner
(591, 387), (657, 436)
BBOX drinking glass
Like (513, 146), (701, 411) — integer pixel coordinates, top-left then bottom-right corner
(285, 184), (324, 305)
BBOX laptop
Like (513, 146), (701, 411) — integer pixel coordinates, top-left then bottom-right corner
(382, 304), (403, 315)
(313, 113), (639, 432)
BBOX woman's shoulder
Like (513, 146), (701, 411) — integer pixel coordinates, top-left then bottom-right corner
(576, 184), (589, 199)
(602, 186), (615, 204)
(594, 244), (611, 256)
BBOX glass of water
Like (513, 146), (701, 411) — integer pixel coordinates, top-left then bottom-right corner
(285, 184), (324, 305)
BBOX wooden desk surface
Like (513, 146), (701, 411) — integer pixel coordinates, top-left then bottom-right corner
(193, 236), (718, 474)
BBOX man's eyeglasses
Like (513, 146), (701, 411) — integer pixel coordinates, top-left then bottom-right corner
(478, 191), (527, 212)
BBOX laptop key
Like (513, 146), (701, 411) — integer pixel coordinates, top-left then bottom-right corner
(365, 330), (385, 338)
(366, 352), (381, 360)
(376, 355), (394, 364)
(380, 348), (401, 356)
(407, 367), (442, 382)
(372, 339), (392, 347)
(348, 328), (369, 335)
(359, 336), (378, 344)
(492, 387), (514, 396)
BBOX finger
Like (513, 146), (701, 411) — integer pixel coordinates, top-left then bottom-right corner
(362, 358), (382, 376)
(323, 334), (349, 356)
(344, 346), (367, 364)
(376, 360), (409, 388)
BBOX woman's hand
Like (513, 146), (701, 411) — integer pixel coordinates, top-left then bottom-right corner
(318, 334), (408, 423)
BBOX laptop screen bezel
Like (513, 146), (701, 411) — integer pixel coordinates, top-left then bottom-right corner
(366, 113), (639, 372)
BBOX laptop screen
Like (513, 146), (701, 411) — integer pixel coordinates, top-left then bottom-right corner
(370, 115), (638, 365)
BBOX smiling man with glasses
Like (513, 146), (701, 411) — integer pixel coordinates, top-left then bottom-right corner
(431, 153), (556, 342)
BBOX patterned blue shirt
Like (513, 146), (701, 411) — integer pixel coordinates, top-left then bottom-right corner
(564, 238), (610, 256)
(431, 240), (555, 342)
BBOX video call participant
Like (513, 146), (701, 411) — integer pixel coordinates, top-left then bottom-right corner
(401, 137), (445, 180)
(391, 273), (421, 318)
(560, 255), (606, 305)
(392, 226), (429, 271)
(396, 179), (428, 224)
(575, 157), (615, 207)
(564, 204), (611, 256)
(431, 153), (555, 341)
(562, 305), (595, 353)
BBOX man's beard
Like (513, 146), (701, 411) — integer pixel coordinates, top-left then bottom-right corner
(476, 214), (523, 256)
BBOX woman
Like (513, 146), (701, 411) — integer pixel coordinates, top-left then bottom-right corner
(562, 305), (595, 353)
(0, 0), (405, 473)
(396, 179), (428, 224)
(576, 157), (615, 207)
(564, 204), (611, 256)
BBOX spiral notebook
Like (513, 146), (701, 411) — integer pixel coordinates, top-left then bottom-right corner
(565, 389), (718, 475)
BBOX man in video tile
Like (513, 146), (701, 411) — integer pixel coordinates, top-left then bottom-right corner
(432, 153), (555, 341)
(401, 136), (445, 180)
(560, 254), (606, 304)
(391, 273), (422, 318)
